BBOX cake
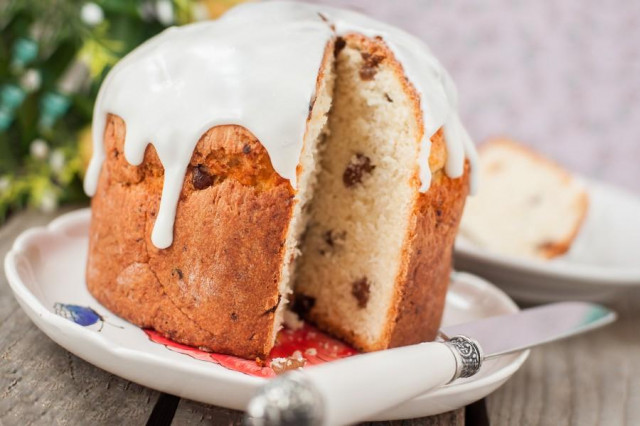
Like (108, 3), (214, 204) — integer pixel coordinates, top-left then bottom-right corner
(84, 1), (478, 359)
(459, 138), (588, 259)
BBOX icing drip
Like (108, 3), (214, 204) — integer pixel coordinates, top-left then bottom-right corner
(85, 1), (478, 249)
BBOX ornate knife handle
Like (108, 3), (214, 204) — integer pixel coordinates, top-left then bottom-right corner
(245, 336), (485, 426)
(445, 335), (484, 380)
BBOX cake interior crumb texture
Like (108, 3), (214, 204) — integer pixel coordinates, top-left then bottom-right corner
(459, 138), (588, 259)
(274, 43), (335, 347)
(294, 40), (422, 349)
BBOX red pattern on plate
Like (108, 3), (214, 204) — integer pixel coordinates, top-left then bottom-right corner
(144, 324), (359, 378)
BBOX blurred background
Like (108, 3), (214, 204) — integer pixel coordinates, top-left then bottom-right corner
(1, 0), (638, 223)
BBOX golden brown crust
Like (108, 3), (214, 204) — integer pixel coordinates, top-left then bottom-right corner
(387, 159), (470, 347)
(87, 115), (293, 359)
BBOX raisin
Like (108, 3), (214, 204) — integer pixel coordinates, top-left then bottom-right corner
(360, 66), (377, 80)
(384, 93), (393, 102)
(292, 294), (316, 317)
(343, 153), (375, 187)
(323, 230), (335, 247)
(359, 52), (384, 81)
(334, 37), (346, 56)
(242, 144), (251, 154)
(351, 277), (370, 309)
(323, 229), (346, 248)
(230, 312), (238, 321)
(192, 164), (214, 190)
(308, 95), (316, 120)
(172, 268), (183, 280)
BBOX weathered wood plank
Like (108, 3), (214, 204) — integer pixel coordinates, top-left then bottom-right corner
(487, 295), (640, 426)
(172, 398), (464, 425)
(0, 207), (160, 426)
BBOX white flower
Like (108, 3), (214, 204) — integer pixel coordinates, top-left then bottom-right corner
(156, 0), (174, 25)
(30, 139), (49, 160)
(81, 2), (104, 26)
(21, 69), (42, 93)
(40, 190), (58, 213)
(139, 1), (156, 22)
(49, 149), (66, 173)
(0, 177), (10, 194)
(192, 3), (209, 22)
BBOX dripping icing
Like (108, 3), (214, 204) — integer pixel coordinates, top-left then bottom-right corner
(85, 1), (478, 249)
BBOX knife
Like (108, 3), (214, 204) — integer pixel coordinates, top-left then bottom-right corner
(244, 302), (616, 426)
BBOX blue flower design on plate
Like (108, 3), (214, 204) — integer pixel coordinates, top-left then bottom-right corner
(54, 303), (104, 330)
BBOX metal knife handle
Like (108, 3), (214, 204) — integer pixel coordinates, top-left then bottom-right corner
(244, 336), (483, 426)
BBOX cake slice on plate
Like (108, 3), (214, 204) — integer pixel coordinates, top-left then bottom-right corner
(460, 138), (588, 259)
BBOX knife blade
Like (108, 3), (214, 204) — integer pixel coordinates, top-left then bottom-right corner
(441, 301), (615, 358)
(244, 302), (616, 426)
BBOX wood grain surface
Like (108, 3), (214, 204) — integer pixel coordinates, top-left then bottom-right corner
(171, 399), (465, 426)
(487, 296), (640, 426)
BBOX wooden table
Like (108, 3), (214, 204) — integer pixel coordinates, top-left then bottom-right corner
(1, 208), (639, 425)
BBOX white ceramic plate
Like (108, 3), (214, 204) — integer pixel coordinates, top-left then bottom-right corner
(5, 208), (528, 420)
(455, 179), (640, 303)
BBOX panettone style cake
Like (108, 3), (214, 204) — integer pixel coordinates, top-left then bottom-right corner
(84, 1), (478, 359)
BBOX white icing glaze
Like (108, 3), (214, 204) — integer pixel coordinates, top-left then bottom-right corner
(85, 1), (478, 249)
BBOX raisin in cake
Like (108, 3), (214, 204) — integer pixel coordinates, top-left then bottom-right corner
(459, 138), (588, 259)
(85, 1), (478, 359)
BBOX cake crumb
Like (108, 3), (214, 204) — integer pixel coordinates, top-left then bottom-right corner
(283, 309), (304, 330)
(270, 351), (306, 375)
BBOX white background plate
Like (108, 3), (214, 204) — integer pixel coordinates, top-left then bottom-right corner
(455, 179), (640, 303)
(5, 209), (528, 420)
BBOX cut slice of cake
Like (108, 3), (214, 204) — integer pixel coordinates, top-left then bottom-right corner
(459, 138), (588, 259)
(293, 35), (470, 352)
